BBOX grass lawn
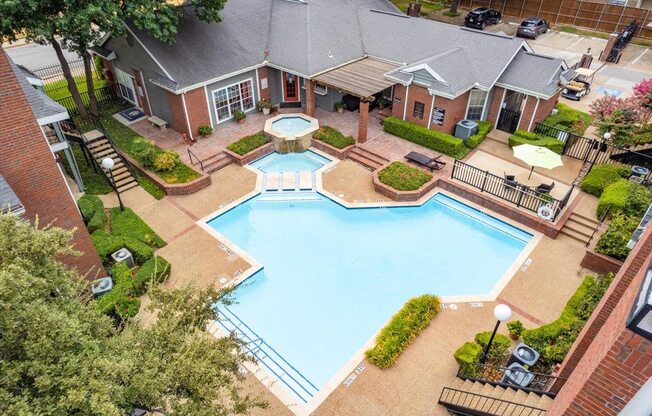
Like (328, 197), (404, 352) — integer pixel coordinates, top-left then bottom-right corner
(61, 143), (113, 195)
(45, 76), (109, 100)
(391, 0), (445, 14)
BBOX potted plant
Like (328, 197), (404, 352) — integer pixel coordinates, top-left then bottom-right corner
(334, 101), (346, 114)
(507, 320), (525, 340)
(258, 98), (272, 115)
(234, 109), (246, 124)
(198, 125), (213, 137)
(378, 97), (391, 110)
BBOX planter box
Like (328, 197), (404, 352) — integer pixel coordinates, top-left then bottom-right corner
(119, 151), (211, 196)
(224, 142), (275, 166)
(581, 248), (623, 275)
(372, 164), (438, 202)
(311, 139), (354, 160)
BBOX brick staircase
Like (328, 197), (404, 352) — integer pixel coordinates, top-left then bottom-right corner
(439, 378), (553, 415)
(84, 130), (139, 194)
(559, 212), (600, 245)
(347, 146), (389, 171)
(200, 151), (232, 173)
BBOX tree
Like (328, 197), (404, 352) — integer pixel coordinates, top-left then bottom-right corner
(0, 213), (266, 415)
(448, 0), (461, 15)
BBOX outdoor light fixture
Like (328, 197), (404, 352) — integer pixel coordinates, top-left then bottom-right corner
(603, 132), (612, 141)
(481, 304), (512, 363)
(627, 259), (652, 340)
(102, 157), (124, 211)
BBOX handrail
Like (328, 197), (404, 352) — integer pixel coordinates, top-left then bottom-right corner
(187, 148), (205, 171)
(586, 204), (612, 247)
(95, 119), (139, 180)
(438, 387), (546, 416)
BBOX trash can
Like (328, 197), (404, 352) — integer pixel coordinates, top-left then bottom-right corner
(507, 343), (540, 367)
(91, 276), (113, 298)
(111, 248), (135, 268)
(500, 362), (534, 387)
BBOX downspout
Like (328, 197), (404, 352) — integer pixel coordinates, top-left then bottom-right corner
(181, 92), (194, 141)
(528, 98), (541, 132)
(402, 85), (410, 121)
(427, 94), (436, 129)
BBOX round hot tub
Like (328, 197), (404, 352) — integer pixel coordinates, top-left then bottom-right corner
(263, 113), (319, 153)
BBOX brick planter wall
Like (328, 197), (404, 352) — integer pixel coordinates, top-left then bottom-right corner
(224, 142), (275, 166)
(311, 140), (354, 160)
(372, 165), (438, 202)
(120, 152), (211, 196)
(581, 247), (624, 275)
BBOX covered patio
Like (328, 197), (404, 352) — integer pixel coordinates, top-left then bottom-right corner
(310, 57), (398, 143)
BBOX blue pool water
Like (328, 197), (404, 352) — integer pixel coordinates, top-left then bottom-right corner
(271, 116), (312, 135)
(250, 150), (331, 172)
(207, 193), (531, 398)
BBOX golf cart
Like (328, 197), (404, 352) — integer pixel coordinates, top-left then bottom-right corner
(562, 67), (594, 101)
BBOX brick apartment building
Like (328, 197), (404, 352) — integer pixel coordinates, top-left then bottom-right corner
(0, 48), (105, 277)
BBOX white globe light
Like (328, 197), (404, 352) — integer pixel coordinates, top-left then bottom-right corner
(101, 157), (115, 170)
(603, 132), (612, 141)
(493, 304), (512, 321)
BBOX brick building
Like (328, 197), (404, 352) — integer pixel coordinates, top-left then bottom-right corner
(0, 48), (105, 278)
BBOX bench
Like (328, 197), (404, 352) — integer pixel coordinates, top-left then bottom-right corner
(148, 116), (168, 130)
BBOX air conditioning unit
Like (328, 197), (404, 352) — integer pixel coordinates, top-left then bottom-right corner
(111, 247), (135, 268)
(91, 276), (114, 298)
(454, 119), (479, 140)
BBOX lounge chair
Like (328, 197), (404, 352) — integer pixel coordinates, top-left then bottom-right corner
(405, 151), (446, 171)
(504, 172), (518, 188)
(535, 181), (555, 194)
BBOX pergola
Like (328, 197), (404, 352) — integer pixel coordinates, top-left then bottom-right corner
(309, 57), (399, 142)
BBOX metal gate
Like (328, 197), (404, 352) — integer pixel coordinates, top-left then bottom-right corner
(497, 109), (521, 133)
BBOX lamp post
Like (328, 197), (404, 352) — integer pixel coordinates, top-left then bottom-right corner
(481, 304), (512, 363)
(102, 157), (124, 211)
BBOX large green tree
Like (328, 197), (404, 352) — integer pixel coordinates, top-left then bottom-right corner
(0, 213), (266, 415)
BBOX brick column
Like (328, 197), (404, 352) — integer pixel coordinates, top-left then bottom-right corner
(600, 32), (619, 61)
(358, 100), (369, 143)
(305, 79), (315, 117)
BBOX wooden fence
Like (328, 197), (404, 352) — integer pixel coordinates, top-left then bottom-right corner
(458, 0), (652, 40)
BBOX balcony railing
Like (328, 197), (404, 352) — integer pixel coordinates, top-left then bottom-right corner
(457, 362), (565, 398)
(438, 387), (547, 416)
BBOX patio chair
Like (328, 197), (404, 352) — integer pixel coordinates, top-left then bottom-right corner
(504, 172), (518, 189)
(405, 151), (446, 171)
(535, 181), (555, 194)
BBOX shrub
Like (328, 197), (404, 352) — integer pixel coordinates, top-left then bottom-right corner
(334, 101), (346, 111)
(91, 230), (154, 266)
(313, 126), (355, 149)
(595, 213), (639, 260)
(95, 262), (140, 321)
(543, 103), (592, 135)
(153, 150), (180, 173)
(507, 320), (525, 339)
(522, 273), (614, 365)
(454, 341), (483, 377)
(366, 295), (441, 368)
(597, 180), (652, 218)
(109, 208), (166, 248)
(474, 331), (511, 360)
(464, 121), (493, 149)
(198, 125), (213, 136)
(378, 162), (432, 191)
(234, 109), (246, 121)
(508, 130), (564, 154)
(130, 137), (159, 169)
(133, 256), (171, 296)
(580, 164), (631, 197)
(77, 195), (106, 233)
(257, 98), (272, 110)
(227, 132), (268, 155)
(383, 117), (467, 158)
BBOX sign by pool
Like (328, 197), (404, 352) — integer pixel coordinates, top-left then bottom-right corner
(432, 107), (445, 126)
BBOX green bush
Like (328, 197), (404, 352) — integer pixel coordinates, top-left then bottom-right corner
(313, 126), (355, 149)
(77, 195), (106, 233)
(91, 230), (154, 266)
(597, 180), (652, 219)
(153, 150), (180, 173)
(198, 125), (213, 136)
(543, 103), (592, 135)
(508, 130), (564, 154)
(474, 331), (511, 360)
(383, 117), (468, 158)
(522, 273), (614, 365)
(464, 121), (493, 149)
(454, 341), (483, 377)
(366, 295), (441, 368)
(580, 164), (631, 197)
(95, 262), (140, 321)
(226, 132), (268, 156)
(133, 256), (171, 296)
(507, 320), (525, 339)
(130, 137), (159, 169)
(378, 162), (432, 191)
(595, 213), (639, 260)
(109, 208), (166, 248)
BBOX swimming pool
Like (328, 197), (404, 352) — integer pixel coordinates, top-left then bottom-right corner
(207, 192), (532, 404)
(250, 150), (331, 173)
(271, 116), (312, 136)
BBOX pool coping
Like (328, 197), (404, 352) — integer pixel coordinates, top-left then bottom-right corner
(196, 151), (543, 416)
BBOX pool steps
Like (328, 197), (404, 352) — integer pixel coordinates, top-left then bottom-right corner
(263, 171), (317, 192)
(215, 305), (319, 403)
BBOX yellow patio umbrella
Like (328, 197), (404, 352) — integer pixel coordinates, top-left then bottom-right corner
(512, 144), (563, 179)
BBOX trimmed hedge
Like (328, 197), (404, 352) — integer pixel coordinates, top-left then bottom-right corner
(383, 117), (468, 158)
(110, 208), (166, 248)
(580, 164), (631, 197)
(522, 273), (614, 365)
(95, 262), (141, 321)
(366, 295), (441, 368)
(91, 230), (154, 266)
(227, 132), (268, 155)
(474, 331), (511, 360)
(597, 179), (652, 219)
(313, 126), (355, 149)
(133, 256), (171, 296)
(464, 121), (493, 149)
(508, 129), (564, 154)
(454, 341), (483, 377)
(77, 195), (106, 233)
(595, 213), (639, 260)
(378, 162), (432, 191)
(543, 103), (592, 136)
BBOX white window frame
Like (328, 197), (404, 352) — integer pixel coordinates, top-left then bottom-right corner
(301, 79), (328, 96)
(465, 89), (488, 121)
(115, 68), (137, 105)
(210, 78), (256, 124)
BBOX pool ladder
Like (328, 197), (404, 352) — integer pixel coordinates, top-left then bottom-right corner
(214, 305), (319, 403)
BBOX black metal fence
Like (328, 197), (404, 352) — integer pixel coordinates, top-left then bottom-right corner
(32, 58), (100, 90)
(438, 387), (546, 416)
(54, 83), (124, 117)
(457, 362), (564, 398)
(451, 160), (573, 221)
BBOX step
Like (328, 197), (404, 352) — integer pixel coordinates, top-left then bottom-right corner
(349, 146), (389, 165)
(282, 172), (297, 190)
(93, 147), (118, 158)
(537, 394), (554, 410)
(348, 153), (384, 171)
(524, 392), (545, 408)
(568, 214), (600, 228)
(451, 378), (465, 389)
(298, 172), (313, 190)
(559, 227), (591, 244)
(113, 170), (133, 182)
(88, 142), (112, 153)
(204, 155), (232, 173)
(265, 173), (280, 191)
(562, 224), (593, 238)
(117, 182), (139, 193)
(570, 212), (601, 226)
(115, 176), (136, 188)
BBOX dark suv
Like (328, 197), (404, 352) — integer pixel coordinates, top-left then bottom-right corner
(516, 17), (549, 39)
(464, 7), (501, 30)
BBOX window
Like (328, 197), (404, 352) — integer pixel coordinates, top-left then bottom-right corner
(115, 68), (136, 104)
(212, 79), (255, 123)
(413, 101), (425, 119)
(301, 79), (328, 96)
(466, 89), (488, 120)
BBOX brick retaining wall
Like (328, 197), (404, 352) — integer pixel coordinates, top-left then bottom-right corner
(120, 152), (211, 195)
(311, 140), (353, 159)
(224, 142), (275, 166)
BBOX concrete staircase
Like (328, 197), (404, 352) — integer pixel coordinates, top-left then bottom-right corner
(559, 212), (600, 245)
(439, 378), (553, 415)
(84, 131), (139, 193)
(347, 146), (389, 171)
(199, 151), (232, 173)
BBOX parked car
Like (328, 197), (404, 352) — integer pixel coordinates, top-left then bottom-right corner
(464, 7), (501, 30)
(516, 17), (549, 39)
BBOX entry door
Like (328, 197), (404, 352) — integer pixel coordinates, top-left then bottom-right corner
(497, 90), (524, 133)
(282, 71), (299, 102)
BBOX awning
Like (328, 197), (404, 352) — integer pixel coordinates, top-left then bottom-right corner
(313, 57), (399, 101)
(0, 175), (25, 216)
(89, 45), (116, 61)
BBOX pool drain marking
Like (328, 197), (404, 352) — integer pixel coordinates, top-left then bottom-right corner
(469, 303), (484, 308)
(233, 269), (243, 278)
(343, 364), (366, 387)
(520, 258), (532, 272)
(441, 303), (458, 310)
